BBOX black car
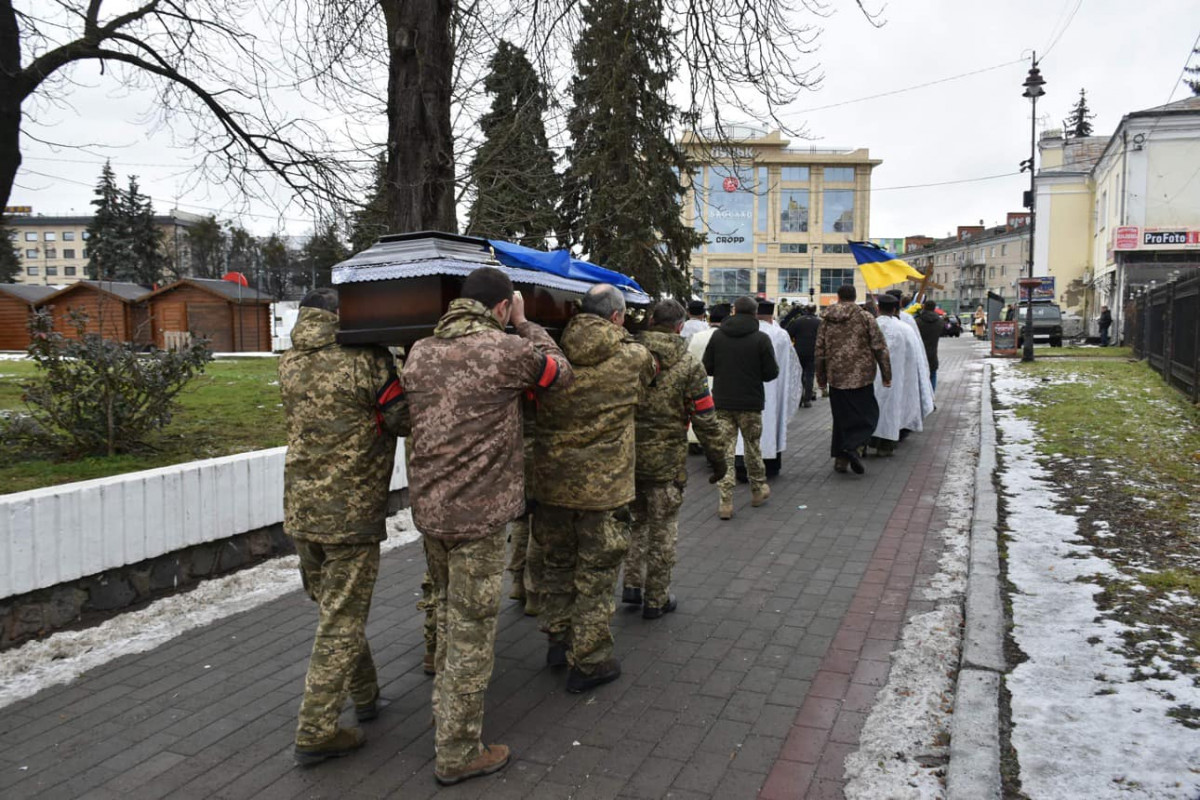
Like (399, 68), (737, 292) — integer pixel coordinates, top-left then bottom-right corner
(943, 315), (962, 337)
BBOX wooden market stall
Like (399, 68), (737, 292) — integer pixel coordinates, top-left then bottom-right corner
(0, 284), (56, 350)
(141, 278), (272, 352)
(34, 281), (152, 345)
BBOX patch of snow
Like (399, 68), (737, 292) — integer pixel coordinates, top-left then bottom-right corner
(0, 509), (420, 710)
(844, 362), (980, 799)
(992, 360), (1200, 799)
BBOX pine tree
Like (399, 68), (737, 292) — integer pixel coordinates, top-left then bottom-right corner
(300, 222), (349, 289)
(86, 161), (131, 280)
(1063, 89), (1096, 138)
(260, 233), (294, 298)
(186, 216), (227, 279)
(466, 42), (560, 249)
(227, 225), (259, 285)
(349, 155), (393, 255)
(124, 176), (164, 285)
(560, 0), (703, 298)
(1186, 44), (1200, 96)
(0, 218), (19, 283)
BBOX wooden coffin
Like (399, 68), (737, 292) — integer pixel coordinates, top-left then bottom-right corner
(334, 231), (651, 349)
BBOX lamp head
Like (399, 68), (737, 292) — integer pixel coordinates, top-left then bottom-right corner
(1022, 64), (1046, 99)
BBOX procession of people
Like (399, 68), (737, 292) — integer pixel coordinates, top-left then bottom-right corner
(279, 271), (941, 783)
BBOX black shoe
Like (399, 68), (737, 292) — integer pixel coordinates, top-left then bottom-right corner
(546, 642), (568, 668)
(844, 449), (865, 475)
(621, 586), (643, 606)
(643, 595), (677, 620)
(566, 658), (621, 694)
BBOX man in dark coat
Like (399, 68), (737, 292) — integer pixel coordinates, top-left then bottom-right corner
(914, 300), (943, 392)
(1098, 305), (1113, 347)
(702, 295), (779, 520)
(786, 305), (821, 407)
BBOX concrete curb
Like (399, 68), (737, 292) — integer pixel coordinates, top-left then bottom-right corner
(947, 362), (1005, 800)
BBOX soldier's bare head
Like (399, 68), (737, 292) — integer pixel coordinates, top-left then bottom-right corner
(651, 299), (686, 332)
(837, 284), (857, 302)
(582, 284), (626, 326)
(462, 267), (516, 325)
(732, 296), (757, 316)
(300, 288), (339, 314)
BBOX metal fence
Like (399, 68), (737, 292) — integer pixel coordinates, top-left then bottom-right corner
(1129, 273), (1200, 402)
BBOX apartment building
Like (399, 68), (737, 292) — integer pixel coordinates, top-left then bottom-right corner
(904, 213), (1031, 311)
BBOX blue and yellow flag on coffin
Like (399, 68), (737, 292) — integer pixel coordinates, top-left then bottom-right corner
(848, 241), (927, 290)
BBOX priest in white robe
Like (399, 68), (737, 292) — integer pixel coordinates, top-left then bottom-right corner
(687, 303), (728, 446)
(734, 300), (802, 476)
(871, 294), (935, 454)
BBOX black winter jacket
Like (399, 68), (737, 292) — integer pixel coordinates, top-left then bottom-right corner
(702, 313), (779, 412)
(915, 310), (942, 373)
(786, 314), (821, 361)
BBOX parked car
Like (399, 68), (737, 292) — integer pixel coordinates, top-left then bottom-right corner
(943, 315), (963, 337)
(1015, 302), (1064, 347)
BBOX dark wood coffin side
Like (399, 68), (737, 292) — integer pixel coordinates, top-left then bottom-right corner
(335, 274), (588, 348)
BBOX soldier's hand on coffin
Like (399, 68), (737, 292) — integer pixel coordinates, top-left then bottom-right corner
(706, 451), (728, 484)
(510, 290), (527, 326)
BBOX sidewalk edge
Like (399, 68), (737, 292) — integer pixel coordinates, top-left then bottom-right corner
(947, 361), (1004, 800)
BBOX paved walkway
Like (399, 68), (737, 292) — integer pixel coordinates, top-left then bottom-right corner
(0, 338), (982, 800)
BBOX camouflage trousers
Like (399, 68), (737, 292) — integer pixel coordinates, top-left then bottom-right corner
(293, 540), (380, 747)
(507, 513), (543, 600)
(717, 410), (766, 500)
(534, 504), (630, 673)
(623, 480), (685, 609)
(418, 570), (437, 659)
(424, 529), (506, 773)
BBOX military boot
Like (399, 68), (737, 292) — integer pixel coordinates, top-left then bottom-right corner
(294, 727), (365, 766)
(751, 484), (771, 507)
(434, 744), (511, 786)
(718, 496), (733, 520)
(423, 651), (436, 676)
(509, 572), (526, 601)
(566, 658), (622, 693)
(621, 586), (643, 605)
(643, 594), (677, 620)
(523, 591), (541, 617)
(354, 688), (380, 722)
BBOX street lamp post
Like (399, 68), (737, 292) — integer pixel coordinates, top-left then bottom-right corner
(1020, 54), (1046, 363)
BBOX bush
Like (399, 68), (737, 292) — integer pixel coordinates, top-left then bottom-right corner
(22, 309), (213, 457)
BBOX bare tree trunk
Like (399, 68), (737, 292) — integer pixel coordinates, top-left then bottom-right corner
(381, 0), (457, 234)
(0, 1), (24, 211)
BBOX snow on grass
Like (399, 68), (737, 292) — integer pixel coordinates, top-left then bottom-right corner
(844, 363), (981, 799)
(993, 361), (1200, 799)
(0, 510), (421, 710)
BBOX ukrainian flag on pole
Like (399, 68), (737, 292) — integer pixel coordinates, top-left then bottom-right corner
(848, 241), (927, 290)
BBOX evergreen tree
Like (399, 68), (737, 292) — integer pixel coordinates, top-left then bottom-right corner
(1186, 44), (1200, 96)
(0, 218), (19, 283)
(86, 161), (131, 280)
(186, 215), (227, 279)
(124, 176), (165, 285)
(227, 225), (259, 285)
(260, 233), (294, 298)
(1063, 89), (1096, 138)
(559, 0), (703, 298)
(466, 42), (560, 249)
(349, 155), (393, 255)
(300, 222), (349, 289)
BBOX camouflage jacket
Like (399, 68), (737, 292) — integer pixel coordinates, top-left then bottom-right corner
(403, 299), (571, 541)
(815, 301), (892, 390)
(634, 328), (726, 483)
(533, 313), (656, 511)
(279, 307), (408, 544)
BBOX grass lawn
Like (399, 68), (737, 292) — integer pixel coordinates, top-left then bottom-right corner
(0, 357), (286, 494)
(1009, 357), (1200, 675)
(1033, 345), (1132, 359)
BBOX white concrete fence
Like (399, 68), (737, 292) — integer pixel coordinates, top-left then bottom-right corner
(0, 443), (408, 601)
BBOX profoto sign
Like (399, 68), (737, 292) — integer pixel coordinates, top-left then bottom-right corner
(1114, 226), (1200, 250)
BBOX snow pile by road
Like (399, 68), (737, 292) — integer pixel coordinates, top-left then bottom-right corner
(844, 361), (982, 799)
(0, 510), (421, 710)
(993, 361), (1200, 799)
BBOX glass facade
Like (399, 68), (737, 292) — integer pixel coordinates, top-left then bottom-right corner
(823, 190), (855, 234)
(821, 268), (855, 293)
(756, 167), (769, 232)
(781, 166), (810, 182)
(780, 190), (809, 233)
(778, 269), (810, 293)
(824, 167), (855, 182)
(706, 169), (755, 254)
(823, 244), (850, 254)
(707, 267), (752, 304)
(780, 243), (807, 254)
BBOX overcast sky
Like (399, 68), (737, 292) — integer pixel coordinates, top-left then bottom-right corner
(12, 0), (1200, 242)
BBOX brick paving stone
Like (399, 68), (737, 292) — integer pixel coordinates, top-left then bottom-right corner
(0, 337), (982, 799)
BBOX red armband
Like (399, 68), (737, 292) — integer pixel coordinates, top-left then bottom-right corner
(536, 355), (559, 389)
(692, 391), (715, 414)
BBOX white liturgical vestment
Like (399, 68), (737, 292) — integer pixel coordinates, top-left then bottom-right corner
(872, 315), (935, 441)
